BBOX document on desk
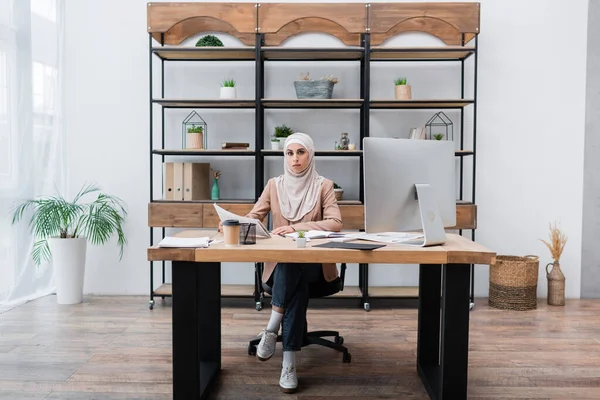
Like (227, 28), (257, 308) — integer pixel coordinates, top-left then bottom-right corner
(351, 232), (425, 244)
(284, 230), (346, 240)
(213, 204), (271, 238)
(158, 236), (211, 248)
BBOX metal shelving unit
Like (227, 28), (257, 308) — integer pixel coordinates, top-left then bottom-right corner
(146, 1), (480, 311)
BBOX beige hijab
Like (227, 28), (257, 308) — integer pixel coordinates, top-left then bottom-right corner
(275, 132), (324, 222)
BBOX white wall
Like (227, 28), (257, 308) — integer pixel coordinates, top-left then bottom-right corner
(64, 0), (589, 298)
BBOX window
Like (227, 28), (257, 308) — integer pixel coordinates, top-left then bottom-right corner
(0, 51), (7, 121)
(32, 61), (56, 130)
(0, 50), (9, 180)
(30, 0), (56, 22)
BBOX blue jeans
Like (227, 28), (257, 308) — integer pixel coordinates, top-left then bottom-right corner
(265, 263), (325, 352)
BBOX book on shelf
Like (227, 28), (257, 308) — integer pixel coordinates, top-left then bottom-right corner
(213, 203), (271, 238)
(221, 142), (250, 149)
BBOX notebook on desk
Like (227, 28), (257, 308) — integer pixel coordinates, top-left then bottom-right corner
(313, 242), (386, 251)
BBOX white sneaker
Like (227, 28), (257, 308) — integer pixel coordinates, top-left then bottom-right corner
(256, 329), (277, 361)
(279, 364), (298, 393)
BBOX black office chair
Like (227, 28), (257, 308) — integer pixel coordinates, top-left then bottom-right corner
(247, 263), (351, 363)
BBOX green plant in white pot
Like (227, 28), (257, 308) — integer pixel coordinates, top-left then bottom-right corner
(11, 183), (128, 304)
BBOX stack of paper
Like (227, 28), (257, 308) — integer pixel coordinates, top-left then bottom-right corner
(284, 230), (346, 240)
(158, 236), (210, 248)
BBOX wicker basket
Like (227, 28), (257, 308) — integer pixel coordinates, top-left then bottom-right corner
(294, 80), (334, 99)
(489, 255), (539, 311)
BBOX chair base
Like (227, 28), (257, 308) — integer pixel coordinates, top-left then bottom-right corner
(248, 330), (352, 363)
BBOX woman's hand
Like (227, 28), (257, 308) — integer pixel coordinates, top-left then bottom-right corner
(271, 225), (295, 236)
(218, 221), (223, 232)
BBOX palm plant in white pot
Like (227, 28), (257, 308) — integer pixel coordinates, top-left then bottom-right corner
(11, 183), (128, 304)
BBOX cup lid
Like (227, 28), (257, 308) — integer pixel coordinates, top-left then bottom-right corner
(223, 219), (240, 226)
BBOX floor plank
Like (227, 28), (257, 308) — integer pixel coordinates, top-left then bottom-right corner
(0, 295), (599, 399)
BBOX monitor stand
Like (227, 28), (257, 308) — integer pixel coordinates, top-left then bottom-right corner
(412, 183), (447, 247)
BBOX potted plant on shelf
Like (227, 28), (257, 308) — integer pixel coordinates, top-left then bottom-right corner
(220, 79), (236, 99)
(433, 133), (444, 140)
(270, 136), (280, 150)
(296, 230), (307, 248)
(394, 77), (412, 100)
(333, 183), (344, 201)
(195, 34), (224, 47)
(187, 124), (204, 149)
(294, 72), (339, 99)
(274, 124), (294, 149)
(11, 183), (128, 305)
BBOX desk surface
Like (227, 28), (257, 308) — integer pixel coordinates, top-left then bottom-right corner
(148, 232), (496, 265)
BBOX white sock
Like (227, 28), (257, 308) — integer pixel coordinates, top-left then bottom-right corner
(266, 309), (283, 333)
(283, 350), (296, 368)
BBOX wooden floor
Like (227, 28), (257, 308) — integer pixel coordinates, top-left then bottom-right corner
(1, 296), (600, 399)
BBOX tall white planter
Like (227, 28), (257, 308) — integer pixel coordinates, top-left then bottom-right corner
(48, 237), (87, 304)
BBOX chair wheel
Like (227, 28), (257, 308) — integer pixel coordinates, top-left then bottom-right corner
(248, 344), (257, 356)
(364, 303), (371, 311)
(343, 352), (351, 363)
(335, 336), (344, 345)
(256, 302), (263, 311)
(149, 300), (154, 310)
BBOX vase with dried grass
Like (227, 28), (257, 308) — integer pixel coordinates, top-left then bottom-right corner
(540, 222), (567, 306)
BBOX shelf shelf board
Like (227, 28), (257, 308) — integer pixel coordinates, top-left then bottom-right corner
(153, 149), (254, 156)
(262, 47), (364, 61)
(370, 46), (475, 61)
(368, 286), (419, 298)
(263, 149), (472, 157)
(153, 99), (256, 108)
(337, 200), (363, 205)
(153, 283), (363, 299)
(261, 149), (362, 157)
(152, 47), (256, 61)
(152, 199), (256, 204)
(262, 99), (363, 109)
(370, 99), (474, 109)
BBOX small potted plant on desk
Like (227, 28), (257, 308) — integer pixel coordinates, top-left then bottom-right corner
(296, 230), (307, 248)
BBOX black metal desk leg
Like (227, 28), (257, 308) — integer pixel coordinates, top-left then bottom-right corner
(417, 263), (471, 400)
(440, 263), (470, 399)
(417, 264), (442, 398)
(172, 261), (221, 400)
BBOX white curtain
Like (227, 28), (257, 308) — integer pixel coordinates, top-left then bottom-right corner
(0, 0), (65, 308)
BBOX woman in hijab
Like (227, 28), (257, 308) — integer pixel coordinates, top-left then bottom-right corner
(245, 132), (342, 393)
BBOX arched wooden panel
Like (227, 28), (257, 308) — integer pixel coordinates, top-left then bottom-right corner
(264, 17), (361, 47)
(259, 3), (366, 43)
(371, 17), (463, 46)
(369, 2), (480, 45)
(147, 2), (256, 44)
(155, 17), (255, 46)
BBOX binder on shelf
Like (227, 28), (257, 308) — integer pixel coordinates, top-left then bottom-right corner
(163, 162), (210, 201)
(163, 162), (175, 200)
(183, 162), (210, 200)
(173, 162), (184, 201)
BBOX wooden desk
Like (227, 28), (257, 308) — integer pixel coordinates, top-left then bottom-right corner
(148, 233), (495, 400)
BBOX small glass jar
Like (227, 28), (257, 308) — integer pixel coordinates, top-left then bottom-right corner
(339, 132), (350, 150)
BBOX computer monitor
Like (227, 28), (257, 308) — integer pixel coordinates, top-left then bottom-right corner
(362, 137), (456, 246)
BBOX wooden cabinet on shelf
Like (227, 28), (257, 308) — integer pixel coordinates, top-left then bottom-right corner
(146, 2), (480, 310)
